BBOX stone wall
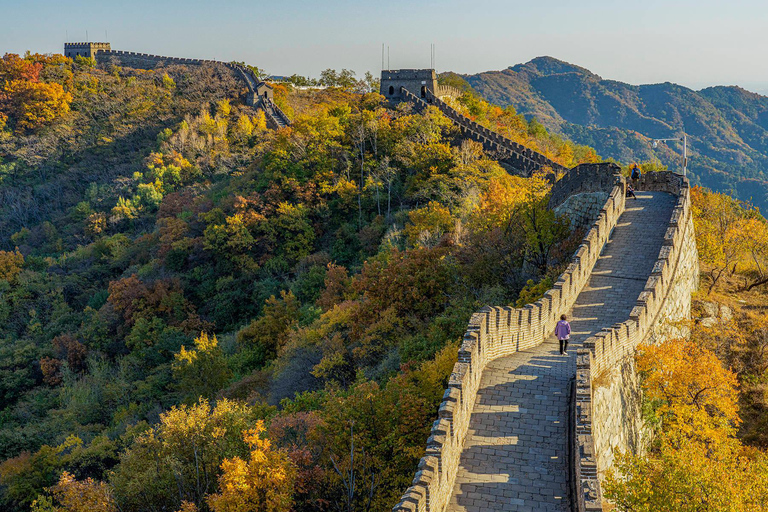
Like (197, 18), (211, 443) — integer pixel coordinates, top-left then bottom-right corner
(93, 51), (290, 127)
(95, 50), (220, 70)
(381, 69), (438, 101)
(554, 192), (611, 230)
(392, 169), (626, 512)
(549, 162), (623, 210)
(573, 171), (699, 511)
(65, 42), (111, 59)
(398, 87), (566, 176)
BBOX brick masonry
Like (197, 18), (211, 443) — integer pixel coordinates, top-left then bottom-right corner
(91, 50), (290, 128)
(392, 169), (698, 512)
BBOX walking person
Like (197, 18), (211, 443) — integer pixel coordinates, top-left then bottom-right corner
(555, 314), (571, 355)
(630, 163), (641, 189)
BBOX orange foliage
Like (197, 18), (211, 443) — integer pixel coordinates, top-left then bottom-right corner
(107, 274), (209, 333)
(637, 338), (740, 446)
(0, 53), (72, 133)
(206, 420), (295, 512)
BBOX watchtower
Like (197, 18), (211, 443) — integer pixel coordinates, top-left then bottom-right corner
(64, 42), (111, 59)
(380, 69), (437, 101)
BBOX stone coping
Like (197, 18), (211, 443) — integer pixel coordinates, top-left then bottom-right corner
(392, 167), (626, 512)
(573, 171), (691, 511)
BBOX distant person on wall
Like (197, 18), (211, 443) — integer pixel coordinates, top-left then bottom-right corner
(626, 183), (637, 200)
(555, 314), (571, 355)
(630, 163), (641, 189)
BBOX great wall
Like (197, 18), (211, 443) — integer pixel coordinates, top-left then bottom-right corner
(64, 43), (293, 130)
(64, 44), (701, 511)
(391, 164), (698, 512)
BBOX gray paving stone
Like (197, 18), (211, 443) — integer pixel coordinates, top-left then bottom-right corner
(448, 192), (676, 512)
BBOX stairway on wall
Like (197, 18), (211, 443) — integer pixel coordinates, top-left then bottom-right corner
(447, 191), (676, 512)
(263, 99), (290, 129)
(399, 88), (565, 176)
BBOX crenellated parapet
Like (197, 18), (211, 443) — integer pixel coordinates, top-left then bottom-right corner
(87, 49), (291, 128)
(398, 86), (565, 176)
(393, 166), (627, 512)
(573, 171), (699, 511)
(393, 167), (698, 512)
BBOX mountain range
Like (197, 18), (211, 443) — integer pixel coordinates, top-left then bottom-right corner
(456, 57), (768, 211)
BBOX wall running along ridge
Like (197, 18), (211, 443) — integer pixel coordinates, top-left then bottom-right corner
(392, 164), (626, 512)
(573, 171), (699, 511)
(398, 87), (566, 177)
(94, 51), (291, 128)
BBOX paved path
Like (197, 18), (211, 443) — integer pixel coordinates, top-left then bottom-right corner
(448, 192), (676, 512)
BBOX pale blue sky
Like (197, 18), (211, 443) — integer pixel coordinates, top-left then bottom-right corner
(2, 0), (768, 91)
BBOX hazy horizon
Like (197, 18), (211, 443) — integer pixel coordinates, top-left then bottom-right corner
(4, 0), (768, 94)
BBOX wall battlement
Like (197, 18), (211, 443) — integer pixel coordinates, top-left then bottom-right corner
(573, 171), (698, 511)
(64, 42), (111, 59)
(393, 169), (698, 512)
(398, 86), (566, 176)
(85, 48), (291, 129)
(393, 166), (626, 512)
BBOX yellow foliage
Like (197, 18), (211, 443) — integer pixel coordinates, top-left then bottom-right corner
(0, 248), (24, 282)
(605, 338), (768, 511)
(206, 420), (295, 512)
(404, 201), (453, 248)
(49, 471), (118, 512)
(216, 99), (231, 118)
(253, 110), (267, 131)
(637, 338), (740, 445)
(174, 332), (220, 366)
(3, 79), (72, 132)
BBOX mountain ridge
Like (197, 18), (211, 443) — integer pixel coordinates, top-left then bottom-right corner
(455, 57), (768, 210)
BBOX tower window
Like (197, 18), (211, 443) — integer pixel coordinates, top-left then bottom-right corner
(388, 85), (394, 96)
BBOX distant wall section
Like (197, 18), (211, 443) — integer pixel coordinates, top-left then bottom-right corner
(64, 42), (111, 59)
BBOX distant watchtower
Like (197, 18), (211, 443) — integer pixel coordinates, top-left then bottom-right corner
(64, 42), (111, 59)
(380, 69), (437, 101)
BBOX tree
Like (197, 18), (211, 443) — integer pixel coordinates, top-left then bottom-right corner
(604, 338), (768, 511)
(206, 420), (296, 512)
(636, 338), (740, 446)
(35, 471), (118, 512)
(403, 201), (454, 248)
(173, 332), (232, 401)
(0, 54), (72, 133)
(691, 187), (754, 293)
(237, 291), (300, 367)
(0, 248), (23, 282)
(110, 399), (262, 512)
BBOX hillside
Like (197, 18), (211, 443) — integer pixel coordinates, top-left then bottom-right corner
(461, 56), (768, 211)
(0, 52), (596, 512)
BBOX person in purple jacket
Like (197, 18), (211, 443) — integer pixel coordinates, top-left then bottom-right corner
(555, 314), (571, 355)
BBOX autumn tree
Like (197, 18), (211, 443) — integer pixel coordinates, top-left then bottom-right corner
(207, 420), (296, 512)
(604, 338), (768, 511)
(0, 53), (72, 133)
(32, 471), (117, 512)
(691, 187), (758, 293)
(173, 332), (232, 401)
(236, 290), (300, 368)
(0, 248), (24, 282)
(110, 398), (262, 512)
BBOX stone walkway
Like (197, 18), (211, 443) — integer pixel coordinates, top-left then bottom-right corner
(448, 192), (676, 512)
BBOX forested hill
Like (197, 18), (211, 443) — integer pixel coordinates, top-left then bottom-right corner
(460, 56), (768, 211)
(0, 52), (598, 512)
